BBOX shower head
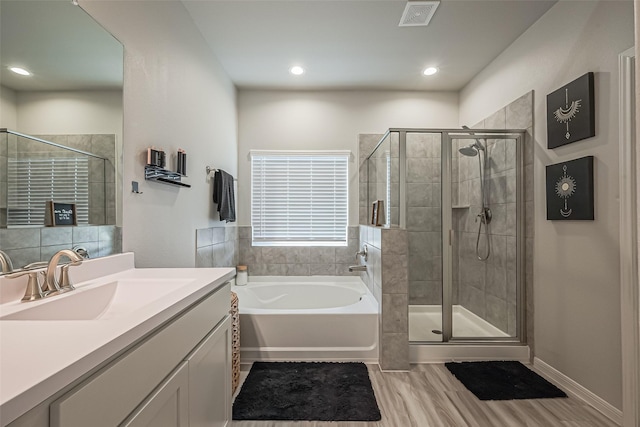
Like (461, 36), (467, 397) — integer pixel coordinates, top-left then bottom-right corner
(459, 144), (479, 156)
(458, 141), (485, 156)
(459, 125), (486, 156)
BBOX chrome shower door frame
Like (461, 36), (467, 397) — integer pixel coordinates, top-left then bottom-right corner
(441, 130), (526, 344)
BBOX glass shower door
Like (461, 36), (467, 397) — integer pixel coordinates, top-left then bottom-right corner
(447, 132), (523, 341)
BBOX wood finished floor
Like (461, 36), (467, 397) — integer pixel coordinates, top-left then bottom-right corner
(232, 364), (618, 427)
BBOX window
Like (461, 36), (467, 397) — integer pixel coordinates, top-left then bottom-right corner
(251, 150), (349, 246)
(7, 157), (89, 226)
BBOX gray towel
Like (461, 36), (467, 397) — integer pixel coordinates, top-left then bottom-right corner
(213, 169), (236, 223)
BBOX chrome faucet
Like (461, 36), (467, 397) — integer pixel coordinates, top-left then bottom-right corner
(44, 249), (83, 296)
(350, 245), (368, 272)
(0, 250), (14, 274)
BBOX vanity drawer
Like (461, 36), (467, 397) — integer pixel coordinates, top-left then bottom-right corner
(50, 282), (231, 427)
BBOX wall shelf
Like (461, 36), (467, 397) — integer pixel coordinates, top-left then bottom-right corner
(144, 165), (191, 188)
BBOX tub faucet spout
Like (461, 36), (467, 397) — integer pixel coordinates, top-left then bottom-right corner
(348, 265), (367, 272)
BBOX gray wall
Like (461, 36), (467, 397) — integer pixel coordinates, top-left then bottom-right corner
(83, 0), (238, 269)
(238, 91), (460, 228)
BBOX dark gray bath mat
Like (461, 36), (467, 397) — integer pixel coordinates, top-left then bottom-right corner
(232, 361), (382, 421)
(445, 361), (567, 400)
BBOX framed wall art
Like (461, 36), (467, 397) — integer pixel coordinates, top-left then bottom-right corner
(46, 201), (78, 226)
(547, 72), (595, 149)
(545, 156), (594, 220)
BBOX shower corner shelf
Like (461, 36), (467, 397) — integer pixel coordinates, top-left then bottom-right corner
(144, 165), (191, 188)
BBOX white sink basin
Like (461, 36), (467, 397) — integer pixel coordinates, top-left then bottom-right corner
(0, 278), (193, 321)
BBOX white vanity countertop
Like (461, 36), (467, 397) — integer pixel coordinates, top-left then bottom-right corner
(0, 253), (235, 426)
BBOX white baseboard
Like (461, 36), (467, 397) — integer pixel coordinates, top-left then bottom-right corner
(532, 357), (622, 425)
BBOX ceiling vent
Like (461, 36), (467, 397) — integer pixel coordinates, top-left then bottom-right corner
(398, 1), (440, 27)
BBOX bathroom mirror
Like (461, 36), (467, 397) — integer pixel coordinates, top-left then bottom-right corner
(0, 1), (124, 272)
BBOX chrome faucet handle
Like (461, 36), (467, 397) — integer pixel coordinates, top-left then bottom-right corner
(22, 261), (49, 271)
(6, 269), (47, 301)
(58, 263), (77, 292)
(355, 244), (368, 262)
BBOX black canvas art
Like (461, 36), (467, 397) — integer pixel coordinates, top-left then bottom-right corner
(547, 72), (595, 148)
(546, 156), (594, 220)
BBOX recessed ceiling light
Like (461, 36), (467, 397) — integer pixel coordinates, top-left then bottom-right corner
(289, 66), (305, 76)
(9, 67), (31, 76)
(422, 67), (438, 76)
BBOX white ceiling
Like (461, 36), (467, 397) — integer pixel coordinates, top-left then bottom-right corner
(0, 1), (556, 93)
(183, 0), (557, 91)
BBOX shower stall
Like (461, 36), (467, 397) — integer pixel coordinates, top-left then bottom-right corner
(363, 128), (527, 357)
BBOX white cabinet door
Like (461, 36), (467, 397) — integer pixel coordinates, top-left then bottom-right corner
(187, 316), (232, 427)
(51, 287), (229, 427)
(120, 361), (189, 427)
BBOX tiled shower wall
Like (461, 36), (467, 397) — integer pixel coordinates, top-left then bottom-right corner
(454, 91), (534, 340)
(0, 225), (122, 267)
(359, 225), (408, 371)
(406, 133), (442, 307)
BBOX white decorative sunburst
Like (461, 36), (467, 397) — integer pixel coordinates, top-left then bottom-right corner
(554, 88), (582, 140)
(555, 165), (576, 217)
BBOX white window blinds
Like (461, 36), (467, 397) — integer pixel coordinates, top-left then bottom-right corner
(7, 158), (89, 226)
(251, 151), (349, 246)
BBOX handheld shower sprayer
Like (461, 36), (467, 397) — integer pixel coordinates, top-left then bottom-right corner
(459, 126), (491, 260)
